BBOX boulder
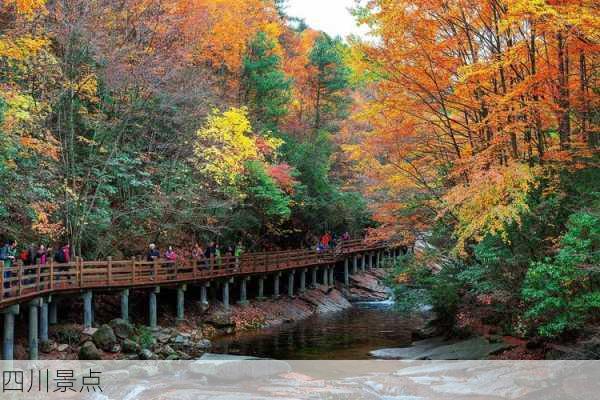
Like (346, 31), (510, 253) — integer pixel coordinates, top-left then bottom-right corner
(40, 340), (56, 354)
(172, 335), (191, 346)
(57, 344), (70, 352)
(92, 324), (117, 351)
(122, 339), (140, 354)
(82, 327), (98, 337)
(138, 348), (155, 360)
(110, 319), (134, 339)
(109, 344), (121, 353)
(370, 337), (512, 360)
(156, 332), (172, 344)
(205, 311), (234, 328)
(194, 339), (212, 351)
(158, 345), (176, 357)
(79, 341), (102, 360)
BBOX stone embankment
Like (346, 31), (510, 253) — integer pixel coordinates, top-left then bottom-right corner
(30, 270), (388, 360)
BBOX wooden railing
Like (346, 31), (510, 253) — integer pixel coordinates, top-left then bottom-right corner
(0, 239), (388, 308)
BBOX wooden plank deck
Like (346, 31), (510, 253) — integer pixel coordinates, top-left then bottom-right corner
(0, 239), (389, 308)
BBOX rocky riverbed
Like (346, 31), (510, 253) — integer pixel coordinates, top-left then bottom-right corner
(29, 270), (389, 360)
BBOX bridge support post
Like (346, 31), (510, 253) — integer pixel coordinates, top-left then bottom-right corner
(300, 268), (307, 293)
(223, 279), (232, 310)
(200, 282), (209, 309)
(82, 290), (93, 329)
(344, 259), (350, 287)
(352, 255), (358, 275)
(311, 268), (317, 288)
(238, 277), (249, 305)
(49, 299), (57, 325)
(376, 251), (381, 268)
(149, 287), (160, 330)
(177, 284), (186, 321)
(39, 297), (49, 343)
(29, 298), (41, 360)
(288, 271), (295, 297)
(322, 267), (328, 287)
(121, 289), (129, 322)
(370, 252), (375, 269)
(2, 304), (19, 360)
(257, 276), (265, 299)
(361, 254), (366, 272)
(329, 266), (334, 287)
(273, 273), (281, 298)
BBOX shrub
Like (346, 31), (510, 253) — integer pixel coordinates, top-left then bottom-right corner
(522, 211), (600, 337)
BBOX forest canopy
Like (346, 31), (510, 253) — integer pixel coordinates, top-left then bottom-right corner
(0, 0), (370, 257)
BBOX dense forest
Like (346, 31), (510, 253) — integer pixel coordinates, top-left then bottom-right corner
(347, 0), (600, 341)
(1, 0), (599, 342)
(0, 0), (372, 258)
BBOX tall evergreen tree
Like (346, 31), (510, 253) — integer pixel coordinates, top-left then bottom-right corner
(308, 33), (351, 131)
(242, 31), (291, 132)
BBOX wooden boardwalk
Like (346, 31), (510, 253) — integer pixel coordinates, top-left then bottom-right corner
(0, 239), (392, 309)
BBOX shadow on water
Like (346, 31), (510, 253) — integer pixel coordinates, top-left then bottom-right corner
(211, 300), (416, 360)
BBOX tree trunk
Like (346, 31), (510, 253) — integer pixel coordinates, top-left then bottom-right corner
(556, 31), (571, 150)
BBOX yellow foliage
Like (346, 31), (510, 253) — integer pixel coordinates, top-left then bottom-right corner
(194, 107), (281, 186)
(444, 164), (541, 255)
(0, 35), (50, 60)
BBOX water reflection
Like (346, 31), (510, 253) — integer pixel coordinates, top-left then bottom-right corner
(211, 301), (415, 360)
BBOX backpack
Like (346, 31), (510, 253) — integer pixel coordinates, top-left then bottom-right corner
(54, 249), (66, 263)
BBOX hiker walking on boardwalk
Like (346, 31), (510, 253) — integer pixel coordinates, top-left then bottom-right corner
(147, 243), (160, 262)
(1, 240), (17, 294)
(36, 244), (48, 265)
(204, 241), (216, 268)
(165, 246), (177, 261)
(321, 232), (331, 249)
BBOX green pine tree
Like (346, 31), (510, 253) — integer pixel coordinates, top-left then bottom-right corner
(308, 33), (351, 131)
(242, 31), (291, 132)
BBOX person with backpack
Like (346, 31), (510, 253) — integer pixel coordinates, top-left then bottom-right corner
(1, 240), (17, 295)
(54, 246), (66, 263)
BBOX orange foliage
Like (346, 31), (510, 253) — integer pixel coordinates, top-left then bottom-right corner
(267, 163), (298, 194)
(345, 0), (599, 245)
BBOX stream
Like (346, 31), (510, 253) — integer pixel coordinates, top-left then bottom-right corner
(211, 299), (418, 359)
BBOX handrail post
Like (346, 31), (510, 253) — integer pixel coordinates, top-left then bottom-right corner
(17, 262), (23, 297)
(36, 262), (41, 292)
(107, 256), (113, 286)
(131, 257), (136, 284)
(153, 259), (159, 282)
(49, 259), (54, 290)
(0, 260), (4, 299)
(78, 257), (83, 288)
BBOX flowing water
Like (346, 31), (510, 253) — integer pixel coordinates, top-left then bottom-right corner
(211, 300), (417, 359)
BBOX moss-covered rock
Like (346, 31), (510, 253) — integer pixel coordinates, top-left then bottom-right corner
(92, 324), (117, 351)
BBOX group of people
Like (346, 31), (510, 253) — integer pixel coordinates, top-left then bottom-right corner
(316, 231), (350, 252)
(1, 240), (72, 292)
(146, 241), (245, 267)
(0, 240), (72, 268)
